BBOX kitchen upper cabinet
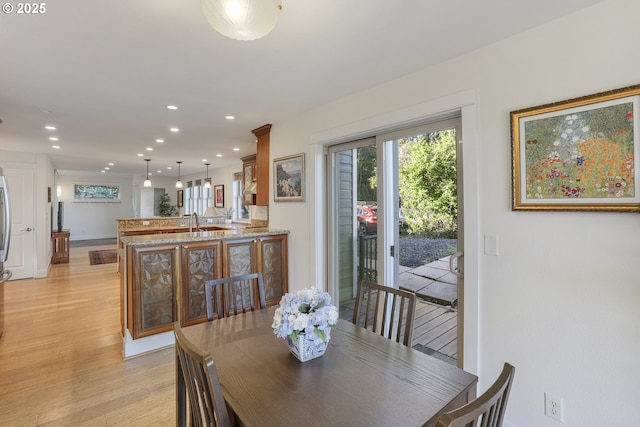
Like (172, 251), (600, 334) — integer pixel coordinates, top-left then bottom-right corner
(252, 124), (271, 206)
(241, 154), (257, 205)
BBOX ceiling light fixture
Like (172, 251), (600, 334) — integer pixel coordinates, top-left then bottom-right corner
(175, 161), (183, 188)
(167, 105), (178, 110)
(143, 159), (152, 187)
(202, 0), (282, 41)
(204, 163), (211, 189)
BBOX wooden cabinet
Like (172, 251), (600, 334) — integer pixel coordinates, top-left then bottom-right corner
(129, 244), (178, 339)
(257, 234), (288, 305)
(222, 235), (288, 307)
(241, 154), (257, 205)
(241, 123), (271, 206)
(223, 238), (256, 277)
(180, 241), (222, 326)
(51, 230), (70, 264)
(252, 124), (271, 206)
(126, 233), (288, 334)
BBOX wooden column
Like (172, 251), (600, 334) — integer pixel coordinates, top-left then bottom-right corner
(251, 124), (271, 206)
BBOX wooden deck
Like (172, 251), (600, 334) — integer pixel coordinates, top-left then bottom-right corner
(340, 297), (457, 365)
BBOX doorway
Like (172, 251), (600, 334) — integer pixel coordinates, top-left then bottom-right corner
(328, 116), (463, 364)
(1, 165), (36, 280)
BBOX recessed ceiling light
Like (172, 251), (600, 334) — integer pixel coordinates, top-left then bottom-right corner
(146, 147), (153, 151)
(104, 167), (110, 170)
(170, 127), (179, 132)
(201, 158), (207, 162)
(45, 125), (56, 130)
(137, 153), (144, 157)
(233, 147), (240, 151)
(156, 139), (164, 143)
(156, 170), (162, 173)
(108, 162), (114, 166)
(101, 170), (106, 173)
(49, 137), (59, 141)
(167, 105), (178, 110)
(167, 166), (173, 170)
(216, 154), (222, 157)
(225, 115), (235, 120)
(52, 145), (61, 149)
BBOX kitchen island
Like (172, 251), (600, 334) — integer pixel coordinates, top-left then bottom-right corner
(119, 226), (288, 358)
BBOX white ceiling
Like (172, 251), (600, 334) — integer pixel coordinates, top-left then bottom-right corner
(0, 0), (603, 177)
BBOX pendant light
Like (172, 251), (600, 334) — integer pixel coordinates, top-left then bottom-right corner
(175, 161), (183, 188)
(204, 163), (211, 189)
(201, 0), (282, 41)
(143, 159), (152, 187)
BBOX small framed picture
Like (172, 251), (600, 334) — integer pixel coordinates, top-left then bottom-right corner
(511, 84), (640, 211)
(274, 153), (304, 202)
(214, 185), (224, 208)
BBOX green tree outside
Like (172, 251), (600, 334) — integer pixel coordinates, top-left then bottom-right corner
(399, 130), (457, 237)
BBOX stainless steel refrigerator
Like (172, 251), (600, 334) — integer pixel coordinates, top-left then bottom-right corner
(0, 168), (12, 338)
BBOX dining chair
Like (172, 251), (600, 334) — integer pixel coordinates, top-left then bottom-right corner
(352, 280), (417, 346)
(174, 323), (232, 427)
(205, 272), (267, 320)
(436, 362), (516, 427)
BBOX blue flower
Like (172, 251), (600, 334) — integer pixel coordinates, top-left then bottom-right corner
(272, 287), (338, 342)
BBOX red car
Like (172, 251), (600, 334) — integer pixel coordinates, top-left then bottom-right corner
(357, 205), (377, 235)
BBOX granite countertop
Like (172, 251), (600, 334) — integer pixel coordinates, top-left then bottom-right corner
(119, 227), (289, 246)
(121, 224), (232, 233)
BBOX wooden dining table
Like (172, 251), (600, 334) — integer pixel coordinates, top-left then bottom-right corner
(176, 306), (477, 427)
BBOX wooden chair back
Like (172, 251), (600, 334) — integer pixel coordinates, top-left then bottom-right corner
(205, 272), (266, 320)
(174, 323), (232, 427)
(436, 362), (516, 427)
(352, 280), (417, 346)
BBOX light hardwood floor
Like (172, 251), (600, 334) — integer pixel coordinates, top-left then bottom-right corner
(0, 244), (175, 427)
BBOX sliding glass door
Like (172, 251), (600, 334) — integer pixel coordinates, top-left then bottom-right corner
(328, 116), (464, 364)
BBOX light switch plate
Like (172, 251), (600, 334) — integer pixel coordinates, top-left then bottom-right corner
(484, 235), (498, 256)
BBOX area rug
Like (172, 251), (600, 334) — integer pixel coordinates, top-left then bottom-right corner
(89, 249), (117, 265)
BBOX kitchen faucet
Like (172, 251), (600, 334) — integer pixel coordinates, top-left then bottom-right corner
(189, 212), (199, 232)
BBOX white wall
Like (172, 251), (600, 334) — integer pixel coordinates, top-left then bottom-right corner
(269, 1), (639, 425)
(208, 163), (242, 211)
(57, 173), (135, 240)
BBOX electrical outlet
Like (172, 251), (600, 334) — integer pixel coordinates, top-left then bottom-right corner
(545, 392), (564, 423)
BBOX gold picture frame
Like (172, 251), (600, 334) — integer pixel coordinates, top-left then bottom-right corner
(511, 84), (640, 211)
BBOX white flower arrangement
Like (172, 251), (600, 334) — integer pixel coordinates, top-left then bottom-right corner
(272, 287), (339, 346)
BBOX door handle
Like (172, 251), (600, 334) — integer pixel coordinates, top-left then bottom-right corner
(22, 227), (33, 232)
(449, 251), (464, 278)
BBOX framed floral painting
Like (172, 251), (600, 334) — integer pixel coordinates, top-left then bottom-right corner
(511, 84), (640, 211)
